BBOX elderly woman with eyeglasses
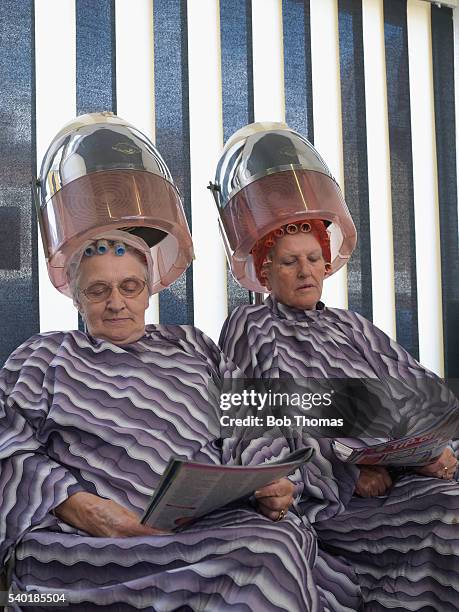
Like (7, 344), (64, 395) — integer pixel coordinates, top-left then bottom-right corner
(0, 114), (363, 611)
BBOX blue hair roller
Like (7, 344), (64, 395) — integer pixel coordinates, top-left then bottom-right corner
(114, 242), (126, 256)
(84, 245), (96, 257)
(96, 240), (109, 254)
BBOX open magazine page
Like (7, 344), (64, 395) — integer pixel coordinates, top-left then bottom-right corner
(333, 412), (457, 465)
(142, 447), (313, 530)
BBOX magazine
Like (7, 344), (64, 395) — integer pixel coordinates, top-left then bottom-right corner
(332, 415), (456, 465)
(142, 447), (314, 530)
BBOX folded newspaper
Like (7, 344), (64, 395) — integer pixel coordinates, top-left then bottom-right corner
(142, 447), (314, 530)
(332, 415), (456, 466)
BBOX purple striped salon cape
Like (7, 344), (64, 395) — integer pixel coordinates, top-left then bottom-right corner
(0, 324), (361, 611)
(220, 296), (459, 612)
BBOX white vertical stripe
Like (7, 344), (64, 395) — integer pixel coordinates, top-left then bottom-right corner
(35, 0), (78, 332)
(362, 0), (396, 338)
(115, 0), (159, 324)
(251, 0), (285, 122)
(250, 0), (284, 303)
(187, 0), (226, 341)
(407, 0), (443, 375)
(310, 0), (347, 309)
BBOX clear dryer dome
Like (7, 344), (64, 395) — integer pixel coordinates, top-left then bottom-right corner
(37, 112), (193, 296)
(210, 122), (357, 292)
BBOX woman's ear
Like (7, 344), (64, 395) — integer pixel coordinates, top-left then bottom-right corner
(261, 270), (272, 292)
(74, 296), (85, 318)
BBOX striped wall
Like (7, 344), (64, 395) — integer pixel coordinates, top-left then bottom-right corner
(0, 0), (457, 380)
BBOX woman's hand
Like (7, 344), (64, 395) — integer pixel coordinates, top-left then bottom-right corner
(254, 478), (295, 521)
(415, 447), (458, 480)
(54, 492), (170, 537)
(355, 466), (392, 497)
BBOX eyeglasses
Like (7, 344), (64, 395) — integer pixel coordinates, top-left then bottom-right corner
(80, 278), (147, 303)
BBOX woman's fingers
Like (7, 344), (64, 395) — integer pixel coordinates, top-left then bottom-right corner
(257, 494), (293, 512)
(256, 497), (290, 512)
(55, 492), (171, 537)
(254, 478), (295, 521)
(380, 467), (393, 489)
(118, 519), (170, 537)
(257, 506), (289, 521)
(416, 448), (458, 480)
(256, 498), (293, 521)
(255, 478), (295, 501)
(355, 466), (392, 497)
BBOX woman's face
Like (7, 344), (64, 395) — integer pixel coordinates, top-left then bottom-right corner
(264, 231), (328, 310)
(77, 250), (149, 344)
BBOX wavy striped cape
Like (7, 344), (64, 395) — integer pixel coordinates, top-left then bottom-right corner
(220, 296), (459, 611)
(0, 325), (361, 611)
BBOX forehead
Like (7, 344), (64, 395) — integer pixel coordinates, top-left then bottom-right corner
(273, 231), (322, 256)
(78, 251), (145, 285)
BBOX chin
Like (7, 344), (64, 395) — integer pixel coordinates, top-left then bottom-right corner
(296, 302), (317, 310)
(91, 325), (138, 344)
(287, 296), (319, 310)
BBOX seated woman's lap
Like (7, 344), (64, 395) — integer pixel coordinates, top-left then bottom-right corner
(315, 475), (459, 611)
(316, 474), (459, 549)
(11, 508), (332, 611)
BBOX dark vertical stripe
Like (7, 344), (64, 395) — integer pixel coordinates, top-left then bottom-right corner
(0, 0), (39, 364)
(282, 0), (313, 142)
(154, 0), (193, 325)
(338, 0), (372, 320)
(76, 0), (117, 331)
(76, 0), (117, 115)
(383, 0), (418, 359)
(220, 0), (254, 143)
(431, 5), (459, 378)
(220, 0), (253, 313)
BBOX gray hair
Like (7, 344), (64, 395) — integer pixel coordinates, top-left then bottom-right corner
(67, 242), (150, 307)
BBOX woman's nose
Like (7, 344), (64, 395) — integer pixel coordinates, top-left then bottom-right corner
(297, 259), (311, 277)
(106, 286), (125, 309)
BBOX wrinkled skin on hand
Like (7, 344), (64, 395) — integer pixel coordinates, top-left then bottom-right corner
(416, 447), (458, 481)
(55, 492), (170, 537)
(355, 466), (392, 498)
(255, 477), (295, 521)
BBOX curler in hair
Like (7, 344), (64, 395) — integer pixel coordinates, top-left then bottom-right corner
(84, 245), (96, 257)
(274, 227), (285, 238)
(96, 240), (109, 255)
(286, 223), (299, 234)
(114, 242), (126, 256)
(300, 222), (311, 233)
(265, 238), (275, 248)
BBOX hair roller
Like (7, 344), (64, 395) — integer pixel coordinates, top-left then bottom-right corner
(113, 241), (126, 256)
(265, 238), (275, 248)
(300, 222), (311, 233)
(286, 223), (299, 234)
(260, 265), (270, 281)
(273, 227), (285, 238)
(84, 245), (96, 257)
(96, 239), (109, 255)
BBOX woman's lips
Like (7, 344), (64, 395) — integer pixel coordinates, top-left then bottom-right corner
(104, 318), (131, 324)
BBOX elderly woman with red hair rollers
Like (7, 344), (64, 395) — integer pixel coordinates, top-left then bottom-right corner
(214, 122), (459, 611)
